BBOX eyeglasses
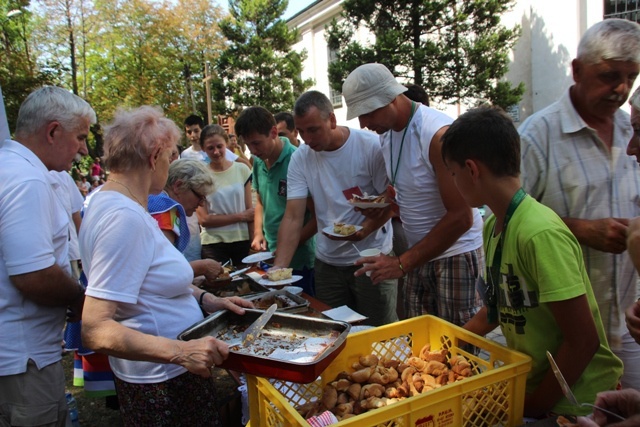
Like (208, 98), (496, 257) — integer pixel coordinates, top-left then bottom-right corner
(191, 188), (207, 203)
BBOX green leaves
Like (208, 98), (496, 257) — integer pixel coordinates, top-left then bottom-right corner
(326, 0), (524, 109)
(215, 0), (313, 114)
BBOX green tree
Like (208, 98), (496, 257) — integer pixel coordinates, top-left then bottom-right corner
(215, 0), (313, 115)
(326, 0), (524, 109)
(1, 1), (54, 134)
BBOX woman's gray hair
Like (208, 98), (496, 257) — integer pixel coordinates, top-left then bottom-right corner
(15, 86), (96, 136)
(104, 106), (180, 173)
(577, 19), (640, 65)
(166, 158), (215, 195)
(294, 90), (334, 120)
(630, 86), (640, 111)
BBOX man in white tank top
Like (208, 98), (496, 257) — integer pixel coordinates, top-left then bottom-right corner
(343, 63), (485, 328)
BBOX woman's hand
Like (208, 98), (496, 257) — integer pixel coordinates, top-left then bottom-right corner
(170, 338), (230, 378)
(190, 259), (223, 283)
(238, 207), (255, 223)
(201, 293), (254, 315)
(252, 233), (267, 251)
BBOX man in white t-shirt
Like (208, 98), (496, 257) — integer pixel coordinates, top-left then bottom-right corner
(272, 91), (398, 326)
(0, 86), (95, 426)
(50, 170), (84, 278)
(342, 63), (484, 328)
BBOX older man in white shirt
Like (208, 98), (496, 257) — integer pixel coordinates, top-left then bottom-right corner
(519, 19), (640, 389)
(0, 86), (95, 426)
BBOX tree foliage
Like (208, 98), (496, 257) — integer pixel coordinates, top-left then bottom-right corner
(326, 0), (524, 109)
(215, 0), (313, 114)
(1, 0), (55, 130)
(1, 0), (227, 150)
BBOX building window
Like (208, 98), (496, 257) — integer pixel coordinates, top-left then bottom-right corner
(604, 0), (640, 22)
(327, 48), (342, 108)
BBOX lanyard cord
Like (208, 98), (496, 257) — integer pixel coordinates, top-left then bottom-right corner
(486, 188), (527, 323)
(389, 101), (416, 187)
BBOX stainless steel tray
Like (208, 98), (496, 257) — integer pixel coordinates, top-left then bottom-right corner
(244, 289), (311, 313)
(178, 309), (350, 383)
(205, 279), (269, 298)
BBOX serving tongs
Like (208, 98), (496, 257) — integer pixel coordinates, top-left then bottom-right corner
(546, 351), (625, 421)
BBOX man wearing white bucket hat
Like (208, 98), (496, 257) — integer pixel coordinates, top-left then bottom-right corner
(343, 63), (485, 328)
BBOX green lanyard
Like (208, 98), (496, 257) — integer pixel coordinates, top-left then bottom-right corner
(486, 188), (527, 323)
(389, 101), (416, 187)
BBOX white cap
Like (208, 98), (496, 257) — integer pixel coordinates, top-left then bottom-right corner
(342, 63), (407, 120)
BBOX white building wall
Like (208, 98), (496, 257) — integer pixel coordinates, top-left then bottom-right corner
(289, 0), (617, 125)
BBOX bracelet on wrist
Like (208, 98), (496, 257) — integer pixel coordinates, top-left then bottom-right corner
(199, 291), (210, 306)
(397, 257), (405, 274)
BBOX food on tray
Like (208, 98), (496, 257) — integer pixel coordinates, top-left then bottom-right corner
(213, 322), (340, 359)
(333, 222), (357, 236)
(294, 344), (475, 422)
(253, 294), (297, 310)
(216, 266), (232, 281)
(236, 281), (253, 296)
(211, 280), (264, 297)
(266, 268), (293, 281)
(349, 193), (386, 204)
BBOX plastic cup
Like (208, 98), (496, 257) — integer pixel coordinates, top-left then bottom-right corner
(359, 248), (381, 277)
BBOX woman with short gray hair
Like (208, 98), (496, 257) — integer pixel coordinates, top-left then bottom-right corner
(149, 158), (226, 283)
(79, 106), (252, 425)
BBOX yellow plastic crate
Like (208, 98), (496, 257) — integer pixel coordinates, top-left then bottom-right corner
(246, 315), (531, 427)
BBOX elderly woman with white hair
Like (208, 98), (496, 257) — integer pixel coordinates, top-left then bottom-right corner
(79, 106), (252, 425)
(148, 158), (228, 285)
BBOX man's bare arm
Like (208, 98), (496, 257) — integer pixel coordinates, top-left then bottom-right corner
(273, 198), (308, 268)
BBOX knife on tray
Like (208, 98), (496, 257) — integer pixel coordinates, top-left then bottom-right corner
(241, 303), (277, 347)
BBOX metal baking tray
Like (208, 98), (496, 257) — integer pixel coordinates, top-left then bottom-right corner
(203, 279), (269, 297)
(178, 309), (350, 383)
(244, 289), (311, 313)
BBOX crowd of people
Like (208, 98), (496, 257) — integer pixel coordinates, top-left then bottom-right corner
(4, 16), (640, 427)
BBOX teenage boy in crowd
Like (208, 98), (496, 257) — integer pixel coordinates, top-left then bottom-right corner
(274, 111), (300, 147)
(234, 106), (316, 294)
(442, 106), (622, 418)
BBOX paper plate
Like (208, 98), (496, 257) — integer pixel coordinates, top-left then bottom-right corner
(348, 201), (390, 209)
(258, 275), (303, 287)
(322, 225), (363, 238)
(242, 252), (274, 264)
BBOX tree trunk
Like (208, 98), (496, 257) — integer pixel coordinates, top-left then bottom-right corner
(65, 0), (78, 95)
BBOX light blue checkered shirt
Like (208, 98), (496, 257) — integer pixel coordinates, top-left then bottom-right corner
(519, 89), (640, 349)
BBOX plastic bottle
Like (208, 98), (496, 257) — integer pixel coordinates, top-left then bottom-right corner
(66, 392), (80, 427)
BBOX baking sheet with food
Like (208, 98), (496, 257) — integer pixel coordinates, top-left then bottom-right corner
(178, 309), (350, 383)
(244, 289), (311, 313)
(206, 279), (269, 298)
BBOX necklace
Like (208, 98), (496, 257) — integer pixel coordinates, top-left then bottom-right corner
(389, 101), (416, 186)
(108, 178), (147, 210)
